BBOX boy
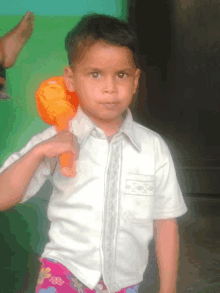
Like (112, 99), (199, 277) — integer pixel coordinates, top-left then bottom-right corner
(0, 14), (187, 293)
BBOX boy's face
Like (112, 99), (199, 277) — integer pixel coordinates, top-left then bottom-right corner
(65, 41), (141, 127)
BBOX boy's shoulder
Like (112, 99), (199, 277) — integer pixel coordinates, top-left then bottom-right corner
(133, 120), (166, 143)
(131, 121), (177, 167)
(132, 120), (173, 156)
(27, 125), (57, 146)
(38, 125), (57, 138)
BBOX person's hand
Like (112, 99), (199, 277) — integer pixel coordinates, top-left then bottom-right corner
(35, 130), (79, 177)
(37, 130), (79, 160)
(157, 288), (176, 293)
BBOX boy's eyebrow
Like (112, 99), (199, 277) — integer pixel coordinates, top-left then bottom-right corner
(116, 68), (134, 72)
(84, 67), (134, 72)
(84, 67), (103, 72)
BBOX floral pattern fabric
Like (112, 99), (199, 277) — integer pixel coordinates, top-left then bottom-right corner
(36, 258), (139, 293)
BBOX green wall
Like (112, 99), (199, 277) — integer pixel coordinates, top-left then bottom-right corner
(0, 7), (127, 165)
(0, 16), (82, 164)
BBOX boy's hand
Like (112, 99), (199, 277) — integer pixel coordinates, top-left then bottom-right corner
(36, 130), (79, 160)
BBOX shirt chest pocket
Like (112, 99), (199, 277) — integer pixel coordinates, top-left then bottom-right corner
(122, 174), (155, 224)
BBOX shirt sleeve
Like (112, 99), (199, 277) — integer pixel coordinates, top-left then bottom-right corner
(153, 136), (188, 219)
(0, 127), (57, 204)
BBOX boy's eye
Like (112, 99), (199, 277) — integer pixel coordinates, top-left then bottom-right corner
(91, 72), (100, 78)
(118, 72), (127, 78)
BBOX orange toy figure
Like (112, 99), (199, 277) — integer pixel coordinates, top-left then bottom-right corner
(36, 76), (79, 178)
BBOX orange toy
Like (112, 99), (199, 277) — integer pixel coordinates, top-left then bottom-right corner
(36, 76), (79, 177)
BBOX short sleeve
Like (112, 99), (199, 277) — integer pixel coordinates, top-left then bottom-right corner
(153, 137), (187, 219)
(0, 126), (57, 203)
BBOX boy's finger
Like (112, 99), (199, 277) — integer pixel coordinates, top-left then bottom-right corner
(72, 135), (80, 154)
(72, 133), (78, 143)
(72, 144), (79, 160)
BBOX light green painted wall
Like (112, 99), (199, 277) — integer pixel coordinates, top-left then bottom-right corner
(0, 2), (127, 164)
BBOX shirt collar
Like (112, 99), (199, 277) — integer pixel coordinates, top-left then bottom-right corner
(120, 108), (141, 152)
(70, 106), (95, 146)
(70, 106), (141, 151)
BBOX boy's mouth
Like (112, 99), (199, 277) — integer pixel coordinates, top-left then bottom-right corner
(102, 103), (119, 110)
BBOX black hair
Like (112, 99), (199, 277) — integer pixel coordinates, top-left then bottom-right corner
(65, 13), (140, 67)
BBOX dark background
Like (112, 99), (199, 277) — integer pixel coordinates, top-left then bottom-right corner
(129, 0), (220, 164)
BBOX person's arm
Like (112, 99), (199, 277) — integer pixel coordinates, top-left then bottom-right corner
(154, 218), (179, 293)
(0, 146), (45, 210)
(0, 130), (77, 211)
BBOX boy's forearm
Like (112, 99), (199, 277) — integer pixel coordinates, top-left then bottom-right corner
(0, 145), (45, 210)
(154, 218), (179, 293)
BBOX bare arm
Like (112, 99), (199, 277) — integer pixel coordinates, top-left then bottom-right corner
(154, 218), (179, 293)
(0, 130), (77, 211)
(0, 146), (45, 210)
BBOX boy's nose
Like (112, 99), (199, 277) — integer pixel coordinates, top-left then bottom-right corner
(103, 76), (117, 93)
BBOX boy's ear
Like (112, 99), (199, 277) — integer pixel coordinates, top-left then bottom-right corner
(64, 67), (75, 92)
(133, 68), (141, 95)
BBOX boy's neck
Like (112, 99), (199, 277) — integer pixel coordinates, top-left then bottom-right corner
(93, 116), (124, 137)
(80, 107), (126, 137)
(99, 119), (123, 137)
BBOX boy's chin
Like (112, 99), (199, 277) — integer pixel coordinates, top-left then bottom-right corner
(97, 112), (123, 122)
(98, 107), (126, 119)
(82, 107), (125, 123)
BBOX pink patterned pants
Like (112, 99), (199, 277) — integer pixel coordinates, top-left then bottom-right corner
(35, 258), (139, 293)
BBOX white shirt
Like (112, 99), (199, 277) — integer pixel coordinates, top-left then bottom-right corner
(0, 107), (187, 293)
